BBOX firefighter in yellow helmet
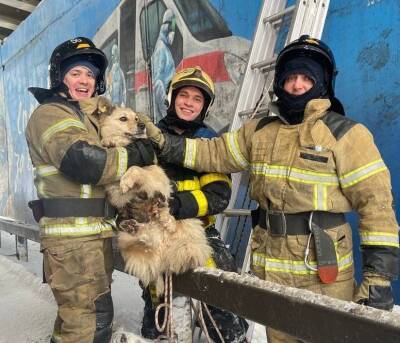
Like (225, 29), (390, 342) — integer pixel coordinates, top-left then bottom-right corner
(25, 37), (155, 343)
(141, 67), (248, 342)
(141, 36), (399, 342)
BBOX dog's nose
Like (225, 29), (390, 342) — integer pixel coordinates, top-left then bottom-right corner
(138, 122), (145, 130)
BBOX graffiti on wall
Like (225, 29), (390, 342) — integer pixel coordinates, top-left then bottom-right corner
(95, 0), (260, 133)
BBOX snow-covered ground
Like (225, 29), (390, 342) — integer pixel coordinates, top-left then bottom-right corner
(0, 232), (266, 342)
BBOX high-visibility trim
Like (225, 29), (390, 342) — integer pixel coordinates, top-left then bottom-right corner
(35, 165), (58, 177)
(77, 184), (92, 225)
(37, 182), (45, 197)
(205, 256), (217, 268)
(226, 132), (249, 170)
(75, 217), (89, 225)
(190, 190), (208, 217)
(41, 220), (113, 236)
(251, 163), (339, 185)
(184, 139), (197, 169)
(116, 147), (128, 178)
(314, 184), (328, 210)
(176, 178), (200, 191)
(200, 173), (231, 187)
(41, 118), (87, 148)
(35, 165), (59, 197)
(360, 230), (399, 247)
(80, 184), (92, 199)
(340, 159), (387, 189)
(252, 251), (353, 276)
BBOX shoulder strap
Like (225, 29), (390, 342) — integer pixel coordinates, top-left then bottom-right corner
(255, 116), (279, 132)
(321, 111), (358, 140)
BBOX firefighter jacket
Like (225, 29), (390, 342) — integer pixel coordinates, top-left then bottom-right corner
(25, 91), (136, 241)
(160, 98), (399, 280)
(157, 118), (231, 227)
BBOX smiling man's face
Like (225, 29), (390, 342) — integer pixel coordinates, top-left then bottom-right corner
(63, 66), (96, 100)
(174, 86), (205, 122)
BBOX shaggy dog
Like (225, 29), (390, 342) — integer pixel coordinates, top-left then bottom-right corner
(97, 97), (212, 293)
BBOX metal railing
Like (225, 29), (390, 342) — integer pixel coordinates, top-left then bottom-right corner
(174, 268), (400, 343)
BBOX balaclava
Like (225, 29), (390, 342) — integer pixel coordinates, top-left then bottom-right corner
(274, 56), (328, 124)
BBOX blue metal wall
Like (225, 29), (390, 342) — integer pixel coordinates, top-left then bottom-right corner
(323, 0), (400, 300)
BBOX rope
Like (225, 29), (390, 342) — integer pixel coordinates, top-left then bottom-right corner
(202, 302), (225, 343)
(190, 299), (226, 343)
(155, 275), (225, 342)
(190, 299), (213, 342)
(155, 273), (175, 342)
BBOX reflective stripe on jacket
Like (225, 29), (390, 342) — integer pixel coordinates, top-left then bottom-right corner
(157, 119), (231, 225)
(26, 96), (125, 238)
(179, 99), (399, 271)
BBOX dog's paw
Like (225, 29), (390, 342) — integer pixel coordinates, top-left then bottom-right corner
(120, 167), (143, 193)
(120, 175), (136, 194)
(100, 137), (116, 147)
(118, 219), (139, 233)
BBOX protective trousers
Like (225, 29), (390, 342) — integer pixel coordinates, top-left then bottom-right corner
(43, 237), (114, 343)
(251, 225), (355, 343)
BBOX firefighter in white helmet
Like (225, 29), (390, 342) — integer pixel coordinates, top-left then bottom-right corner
(141, 36), (399, 342)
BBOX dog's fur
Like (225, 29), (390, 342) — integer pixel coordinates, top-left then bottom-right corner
(97, 97), (212, 293)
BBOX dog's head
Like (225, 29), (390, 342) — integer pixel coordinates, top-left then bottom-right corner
(97, 97), (147, 147)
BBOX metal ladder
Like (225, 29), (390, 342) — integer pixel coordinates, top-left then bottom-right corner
(217, 0), (331, 272)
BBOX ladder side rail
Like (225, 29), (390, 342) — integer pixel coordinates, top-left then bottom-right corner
(230, 0), (288, 132)
(287, 0), (330, 42)
(219, 0), (290, 239)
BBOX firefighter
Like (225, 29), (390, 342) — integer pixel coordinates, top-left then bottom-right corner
(141, 67), (248, 342)
(25, 37), (155, 343)
(141, 36), (399, 342)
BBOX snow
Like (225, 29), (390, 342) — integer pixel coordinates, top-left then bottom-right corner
(0, 232), (266, 342)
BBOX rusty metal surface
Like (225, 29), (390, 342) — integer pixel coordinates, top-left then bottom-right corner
(174, 268), (400, 343)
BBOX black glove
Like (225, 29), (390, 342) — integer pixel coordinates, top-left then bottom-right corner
(126, 139), (155, 167)
(168, 195), (180, 217)
(353, 274), (395, 311)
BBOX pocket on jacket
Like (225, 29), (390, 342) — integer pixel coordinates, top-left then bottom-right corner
(296, 147), (335, 173)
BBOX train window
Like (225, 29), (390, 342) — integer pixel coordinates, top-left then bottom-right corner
(140, 0), (167, 61)
(174, 0), (232, 42)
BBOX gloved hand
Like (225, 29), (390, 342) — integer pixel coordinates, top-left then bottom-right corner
(353, 273), (394, 310)
(126, 138), (155, 167)
(137, 113), (165, 149)
(168, 195), (180, 217)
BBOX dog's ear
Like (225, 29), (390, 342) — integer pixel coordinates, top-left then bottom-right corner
(97, 97), (113, 115)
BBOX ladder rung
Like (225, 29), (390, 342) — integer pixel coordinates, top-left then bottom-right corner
(239, 106), (270, 118)
(263, 5), (295, 24)
(223, 209), (251, 217)
(251, 57), (276, 71)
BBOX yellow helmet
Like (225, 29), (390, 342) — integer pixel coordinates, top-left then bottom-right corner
(166, 67), (215, 119)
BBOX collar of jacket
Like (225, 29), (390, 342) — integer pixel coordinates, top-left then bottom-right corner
(269, 98), (331, 125)
(78, 96), (100, 114)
